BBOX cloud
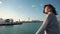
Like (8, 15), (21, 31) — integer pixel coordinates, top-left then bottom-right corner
(0, 1), (2, 4)
(32, 5), (36, 8)
(40, 4), (43, 6)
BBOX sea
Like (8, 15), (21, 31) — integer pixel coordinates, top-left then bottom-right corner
(0, 22), (42, 34)
(0, 22), (60, 34)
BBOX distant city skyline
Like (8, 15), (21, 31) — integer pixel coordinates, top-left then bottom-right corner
(0, 0), (60, 21)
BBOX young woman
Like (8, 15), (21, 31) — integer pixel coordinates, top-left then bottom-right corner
(36, 4), (59, 34)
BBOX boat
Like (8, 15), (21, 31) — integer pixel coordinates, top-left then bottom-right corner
(0, 19), (23, 26)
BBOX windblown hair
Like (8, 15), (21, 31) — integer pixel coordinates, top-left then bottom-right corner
(43, 4), (58, 15)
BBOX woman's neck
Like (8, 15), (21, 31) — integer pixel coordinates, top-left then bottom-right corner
(48, 12), (52, 15)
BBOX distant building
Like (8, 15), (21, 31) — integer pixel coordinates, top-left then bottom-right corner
(10, 19), (14, 22)
(31, 20), (41, 22)
(32, 20), (40, 21)
(28, 17), (30, 21)
(19, 19), (20, 22)
(0, 18), (5, 24)
(15, 21), (19, 23)
(0, 18), (3, 20)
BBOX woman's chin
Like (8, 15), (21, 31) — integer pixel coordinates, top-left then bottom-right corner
(45, 12), (48, 14)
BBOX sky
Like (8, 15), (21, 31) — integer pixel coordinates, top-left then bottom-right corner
(0, 0), (60, 21)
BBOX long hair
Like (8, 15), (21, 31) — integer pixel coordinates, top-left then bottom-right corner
(43, 4), (58, 15)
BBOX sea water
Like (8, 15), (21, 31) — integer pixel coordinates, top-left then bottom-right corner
(0, 22), (42, 34)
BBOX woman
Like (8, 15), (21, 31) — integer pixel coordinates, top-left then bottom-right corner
(36, 4), (59, 34)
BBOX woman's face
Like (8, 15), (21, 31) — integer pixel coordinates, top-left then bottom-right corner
(44, 6), (52, 14)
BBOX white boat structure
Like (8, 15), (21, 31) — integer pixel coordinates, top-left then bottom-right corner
(0, 19), (22, 26)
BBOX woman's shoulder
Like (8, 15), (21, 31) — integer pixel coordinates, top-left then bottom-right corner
(48, 13), (55, 17)
(47, 13), (55, 19)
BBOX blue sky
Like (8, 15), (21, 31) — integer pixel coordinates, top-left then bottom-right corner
(0, 0), (60, 21)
